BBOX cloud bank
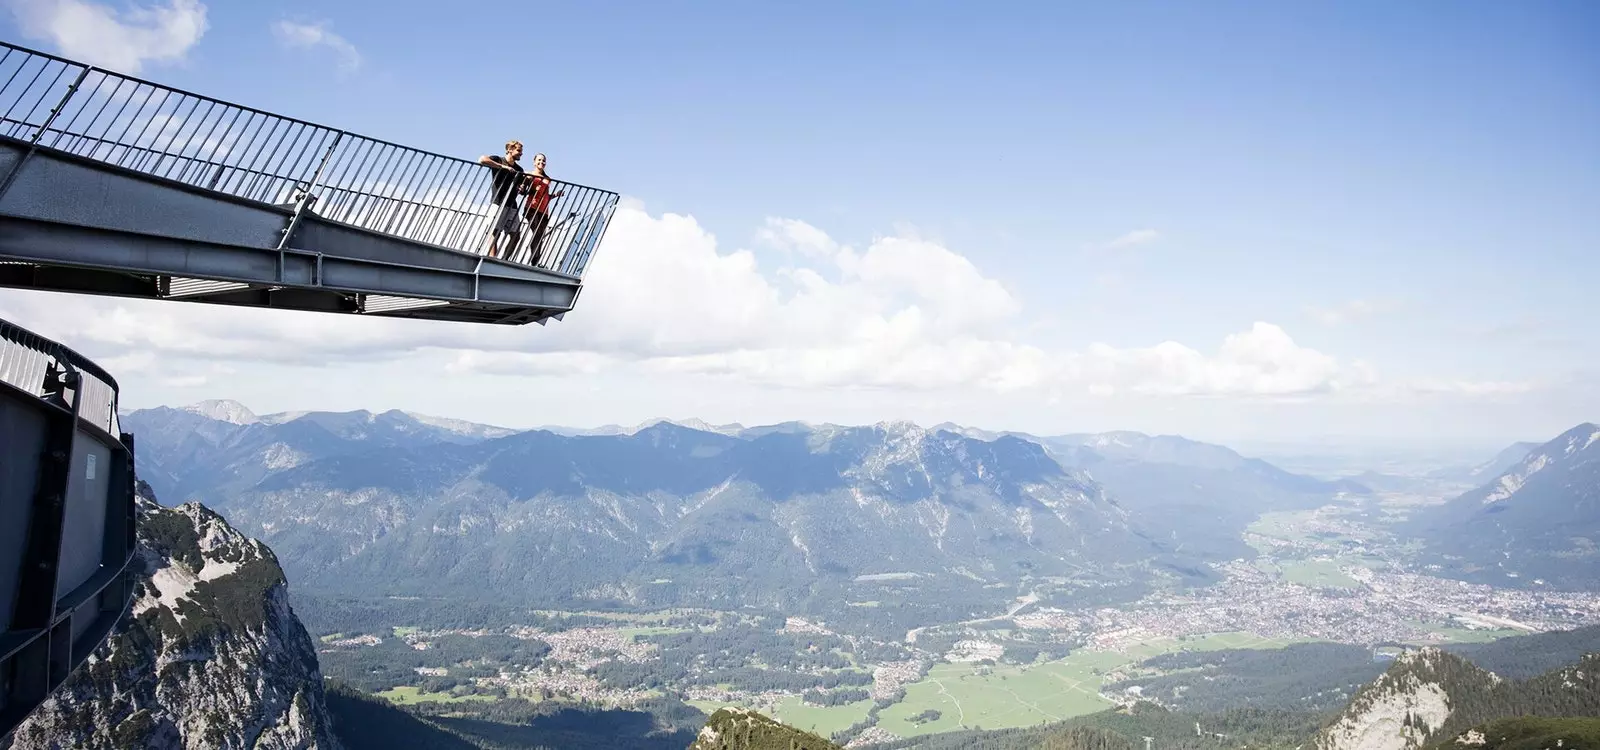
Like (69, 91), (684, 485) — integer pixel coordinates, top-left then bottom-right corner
(0, 203), (1529, 405)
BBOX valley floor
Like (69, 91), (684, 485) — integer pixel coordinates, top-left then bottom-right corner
(311, 499), (1600, 746)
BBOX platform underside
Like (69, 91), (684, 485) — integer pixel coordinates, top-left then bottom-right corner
(0, 141), (582, 326)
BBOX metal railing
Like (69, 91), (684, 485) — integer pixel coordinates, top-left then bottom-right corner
(0, 40), (618, 278)
(0, 319), (119, 438)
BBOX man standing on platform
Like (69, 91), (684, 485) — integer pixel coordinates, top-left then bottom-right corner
(478, 140), (525, 259)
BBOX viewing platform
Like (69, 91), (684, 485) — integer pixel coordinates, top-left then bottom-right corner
(0, 317), (135, 738)
(0, 41), (620, 325)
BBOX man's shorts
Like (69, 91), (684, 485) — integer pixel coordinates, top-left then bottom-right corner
(492, 201), (520, 236)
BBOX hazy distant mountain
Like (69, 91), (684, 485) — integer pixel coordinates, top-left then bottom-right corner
(120, 405), (1169, 630)
(1465, 441), (1544, 482)
(1029, 431), (1372, 560)
(121, 405), (517, 505)
(537, 417), (746, 437)
(1407, 423), (1600, 589)
(1417, 441), (1545, 486)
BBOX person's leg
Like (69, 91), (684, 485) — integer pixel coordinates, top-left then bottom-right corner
(489, 203), (518, 258)
(527, 211), (550, 266)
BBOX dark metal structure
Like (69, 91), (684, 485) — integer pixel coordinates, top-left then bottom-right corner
(0, 317), (135, 739)
(0, 40), (621, 325)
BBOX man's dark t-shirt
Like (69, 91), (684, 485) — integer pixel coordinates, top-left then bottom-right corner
(485, 155), (524, 208)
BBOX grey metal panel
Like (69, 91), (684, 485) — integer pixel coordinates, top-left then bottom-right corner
(0, 217), (295, 283)
(54, 428), (111, 600)
(318, 257), (476, 301)
(0, 146), (287, 249)
(295, 218), (484, 272)
(477, 276), (580, 308)
(0, 397), (46, 629)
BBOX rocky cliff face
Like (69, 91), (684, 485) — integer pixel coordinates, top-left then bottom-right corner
(4, 486), (339, 750)
(1314, 648), (1498, 750)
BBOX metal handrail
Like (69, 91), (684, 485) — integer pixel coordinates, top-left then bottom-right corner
(0, 39), (620, 278)
(0, 318), (119, 437)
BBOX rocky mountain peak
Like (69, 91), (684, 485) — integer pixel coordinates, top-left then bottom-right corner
(689, 707), (841, 750)
(182, 399), (259, 425)
(5, 486), (339, 750)
(1314, 648), (1497, 750)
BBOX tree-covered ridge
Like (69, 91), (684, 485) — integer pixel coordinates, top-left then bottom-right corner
(689, 708), (843, 750)
(1425, 716), (1600, 750)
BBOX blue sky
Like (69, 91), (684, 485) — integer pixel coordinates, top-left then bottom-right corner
(0, 0), (1594, 448)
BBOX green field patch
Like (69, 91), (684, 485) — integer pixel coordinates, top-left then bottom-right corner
(319, 632), (345, 643)
(1280, 559), (1360, 589)
(1248, 510), (1319, 543)
(391, 626), (419, 637)
(376, 686), (496, 705)
(772, 695), (876, 736)
(878, 653), (1128, 736)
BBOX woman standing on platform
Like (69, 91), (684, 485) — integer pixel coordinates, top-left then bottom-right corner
(521, 152), (563, 267)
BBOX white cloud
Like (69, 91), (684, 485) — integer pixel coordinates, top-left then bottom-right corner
(1307, 298), (1397, 327)
(0, 205), (1525, 405)
(1102, 228), (1160, 250)
(4, 0), (207, 74)
(271, 20), (361, 72)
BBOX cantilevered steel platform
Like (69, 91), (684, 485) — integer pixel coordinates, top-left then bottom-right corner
(0, 41), (619, 325)
(0, 317), (135, 740)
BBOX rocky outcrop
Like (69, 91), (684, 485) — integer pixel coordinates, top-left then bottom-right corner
(4, 487), (339, 750)
(690, 707), (842, 750)
(1315, 648), (1498, 750)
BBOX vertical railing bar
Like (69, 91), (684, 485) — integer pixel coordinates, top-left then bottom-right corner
(343, 140), (392, 224)
(117, 87), (172, 166)
(320, 135), (369, 217)
(393, 150), (434, 232)
(417, 161), (466, 243)
(134, 93), (188, 172)
(197, 107), (246, 185)
(243, 119), (294, 200)
(398, 156), (451, 238)
(366, 146), (408, 228)
(219, 113), (270, 194)
(349, 143), (398, 227)
(231, 116), (284, 197)
(326, 137), (376, 218)
(20, 62), (70, 129)
(103, 83), (153, 160)
(217, 113), (270, 194)
(208, 110), (256, 190)
(176, 101), (224, 182)
(1, 57), (51, 123)
(73, 76), (128, 157)
(159, 98), (215, 180)
(394, 155), (443, 238)
(254, 121), (309, 201)
(151, 95), (205, 175)
(375, 149), (421, 233)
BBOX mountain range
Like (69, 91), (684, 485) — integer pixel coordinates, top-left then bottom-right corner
(1406, 422), (1600, 590)
(117, 401), (1387, 630)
